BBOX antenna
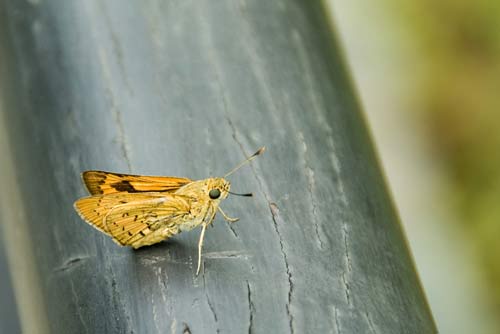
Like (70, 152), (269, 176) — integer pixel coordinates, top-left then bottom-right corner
(228, 191), (253, 197)
(224, 147), (265, 178)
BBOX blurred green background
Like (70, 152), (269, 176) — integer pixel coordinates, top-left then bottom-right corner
(329, 0), (500, 332)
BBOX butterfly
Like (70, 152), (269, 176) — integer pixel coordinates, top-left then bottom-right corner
(74, 147), (264, 275)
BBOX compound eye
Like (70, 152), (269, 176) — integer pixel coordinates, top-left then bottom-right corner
(209, 188), (221, 199)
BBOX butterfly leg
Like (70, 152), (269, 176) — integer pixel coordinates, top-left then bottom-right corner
(196, 222), (208, 275)
(218, 207), (239, 223)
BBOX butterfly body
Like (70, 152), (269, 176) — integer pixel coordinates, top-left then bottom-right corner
(73, 147), (264, 274)
(74, 173), (231, 248)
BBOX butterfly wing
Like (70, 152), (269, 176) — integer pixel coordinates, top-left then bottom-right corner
(74, 193), (192, 247)
(104, 195), (192, 247)
(82, 170), (192, 195)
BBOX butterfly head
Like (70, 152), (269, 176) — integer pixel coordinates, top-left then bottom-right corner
(206, 177), (231, 202)
(208, 147), (265, 200)
(205, 177), (253, 201)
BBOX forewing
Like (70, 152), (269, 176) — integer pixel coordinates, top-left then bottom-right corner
(82, 170), (192, 195)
